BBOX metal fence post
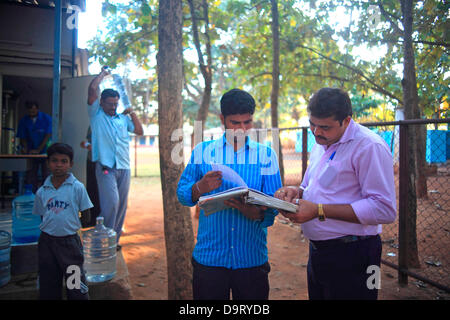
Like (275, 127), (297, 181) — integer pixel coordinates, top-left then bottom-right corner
(302, 127), (308, 179)
(398, 122), (409, 286)
(134, 135), (137, 177)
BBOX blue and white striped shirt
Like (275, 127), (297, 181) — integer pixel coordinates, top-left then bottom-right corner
(177, 134), (282, 269)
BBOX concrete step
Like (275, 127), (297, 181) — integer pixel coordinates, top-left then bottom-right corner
(0, 250), (133, 300)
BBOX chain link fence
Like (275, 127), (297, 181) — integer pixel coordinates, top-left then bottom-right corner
(131, 119), (449, 292)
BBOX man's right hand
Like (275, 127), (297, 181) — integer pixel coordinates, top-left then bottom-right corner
(100, 66), (111, 77)
(88, 66), (111, 105)
(196, 170), (223, 195)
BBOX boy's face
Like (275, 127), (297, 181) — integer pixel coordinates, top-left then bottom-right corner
(47, 153), (73, 177)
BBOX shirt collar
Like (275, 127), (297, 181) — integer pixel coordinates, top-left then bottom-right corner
(43, 173), (76, 189)
(338, 118), (356, 144)
(322, 118), (356, 151)
(216, 133), (258, 150)
(100, 106), (120, 119)
(28, 111), (43, 121)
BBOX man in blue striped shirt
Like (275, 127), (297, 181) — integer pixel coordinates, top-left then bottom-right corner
(177, 89), (282, 300)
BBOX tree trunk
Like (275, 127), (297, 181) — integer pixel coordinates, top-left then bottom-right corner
(157, 0), (195, 299)
(400, 0), (420, 269)
(270, 0), (285, 184)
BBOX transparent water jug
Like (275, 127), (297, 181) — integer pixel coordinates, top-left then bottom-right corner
(82, 217), (117, 283)
(0, 211), (12, 235)
(12, 184), (41, 244)
(0, 230), (11, 287)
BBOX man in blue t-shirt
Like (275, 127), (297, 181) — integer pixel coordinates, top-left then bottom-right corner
(16, 101), (52, 192)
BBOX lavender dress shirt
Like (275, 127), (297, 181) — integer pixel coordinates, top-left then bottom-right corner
(300, 119), (397, 241)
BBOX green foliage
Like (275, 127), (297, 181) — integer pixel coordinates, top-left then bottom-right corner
(89, 0), (158, 70)
(317, 0), (449, 117)
(87, 0), (448, 129)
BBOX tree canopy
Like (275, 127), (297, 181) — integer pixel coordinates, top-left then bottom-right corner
(87, 0), (449, 128)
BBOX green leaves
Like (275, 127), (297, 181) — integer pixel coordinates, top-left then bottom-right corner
(88, 0), (448, 128)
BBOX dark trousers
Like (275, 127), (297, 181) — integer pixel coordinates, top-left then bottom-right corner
(307, 235), (381, 300)
(192, 258), (271, 300)
(38, 232), (89, 300)
(26, 158), (49, 193)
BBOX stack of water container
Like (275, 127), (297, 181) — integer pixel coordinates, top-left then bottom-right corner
(82, 217), (117, 283)
(12, 184), (41, 244)
(0, 196), (12, 288)
(0, 184), (40, 287)
(0, 231), (11, 287)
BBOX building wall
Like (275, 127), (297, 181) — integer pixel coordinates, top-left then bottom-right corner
(0, 2), (84, 153)
(0, 2), (76, 78)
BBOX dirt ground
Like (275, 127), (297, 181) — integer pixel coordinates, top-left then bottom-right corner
(120, 176), (448, 300)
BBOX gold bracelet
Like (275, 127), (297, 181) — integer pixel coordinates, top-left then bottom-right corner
(318, 203), (326, 221)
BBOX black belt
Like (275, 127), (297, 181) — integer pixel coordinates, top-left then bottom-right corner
(40, 231), (78, 239)
(309, 235), (378, 250)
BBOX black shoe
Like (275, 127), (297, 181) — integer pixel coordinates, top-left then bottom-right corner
(116, 244), (122, 251)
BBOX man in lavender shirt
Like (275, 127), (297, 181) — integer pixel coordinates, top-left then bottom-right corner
(275, 87), (396, 300)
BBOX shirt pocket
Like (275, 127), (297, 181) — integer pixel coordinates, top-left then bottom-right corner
(114, 120), (129, 138)
(318, 160), (343, 188)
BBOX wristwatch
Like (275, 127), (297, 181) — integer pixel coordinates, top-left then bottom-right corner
(318, 203), (326, 221)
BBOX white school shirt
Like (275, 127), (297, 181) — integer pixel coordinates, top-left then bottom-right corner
(32, 173), (93, 236)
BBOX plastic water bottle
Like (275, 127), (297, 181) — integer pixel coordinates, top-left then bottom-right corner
(99, 73), (131, 114)
(12, 184), (41, 244)
(0, 211), (12, 235)
(82, 217), (117, 283)
(0, 230), (11, 287)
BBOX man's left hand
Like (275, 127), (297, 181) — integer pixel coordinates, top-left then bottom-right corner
(279, 199), (318, 224)
(122, 108), (134, 115)
(224, 197), (267, 221)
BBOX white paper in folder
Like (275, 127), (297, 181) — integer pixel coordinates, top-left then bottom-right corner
(199, 165), (298, 216)
(211, 163), (247, 187)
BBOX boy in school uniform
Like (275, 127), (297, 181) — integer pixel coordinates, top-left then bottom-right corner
(32, 143), (93, 300)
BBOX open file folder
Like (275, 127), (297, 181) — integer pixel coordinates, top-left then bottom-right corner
(198, 186), (298, 216)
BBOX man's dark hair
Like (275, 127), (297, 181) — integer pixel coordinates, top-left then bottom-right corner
(47, 143), (74, 162)
(307, 88), (353, 125)
(220, 88), (255, 117)
(101, 88), (120, 101)
(25, 101), (39, 109)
